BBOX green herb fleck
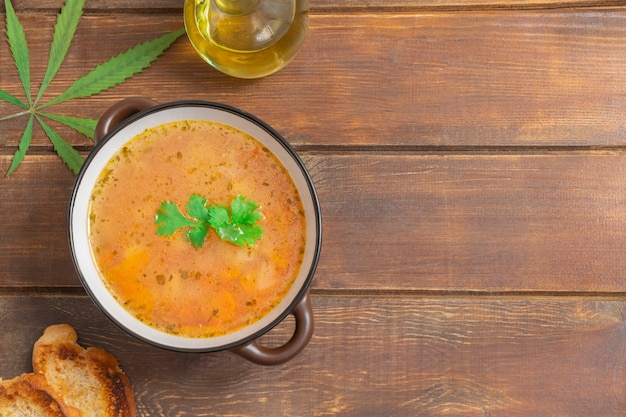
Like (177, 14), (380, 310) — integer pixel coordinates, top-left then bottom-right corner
(155, 195), (264, 248)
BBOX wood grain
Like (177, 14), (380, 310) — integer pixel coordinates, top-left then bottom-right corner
(3, 153), (626, 292)
(3, 0), (622, 12)
(0, 157), (76, 286)
(4, 11), (626, 149)
(2, 1), (626, 415)
(0, 295), (623, 417)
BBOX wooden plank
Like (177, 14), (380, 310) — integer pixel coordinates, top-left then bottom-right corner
(0, 157), (77, 286)
(3, 153), (626, 292)
(4, 11), (626, 149)
(0, 295), (623, 416)
(312, 152), (626, 292)
(3, 0), (620, 12)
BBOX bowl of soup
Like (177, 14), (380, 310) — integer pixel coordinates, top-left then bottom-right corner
(69, 98), (322, 365)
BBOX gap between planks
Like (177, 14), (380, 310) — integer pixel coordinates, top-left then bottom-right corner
(0, 286), (624, 300)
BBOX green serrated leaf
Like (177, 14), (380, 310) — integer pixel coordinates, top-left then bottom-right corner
(231, 195), (262, 225)
(207, 197), (264, 247)
(2, 0), (182, 176)
(33, 0), (85, 105)
(157, 195), (264, 248)
(214, 223), (244, 246)
(155, 201), (200, 236)
(186, 194), (210, 222)
(238, 224), (264, 246)
(5, 114), (34, 177)
(0, 89), (28, 109)
(40, 28), (185, 109)
(188, 226), (209, 249)
(39, 112), (97, 139)
(4, 0), (31, 105)
(207, 205), (230, 229)
(35, 115), (84, 174)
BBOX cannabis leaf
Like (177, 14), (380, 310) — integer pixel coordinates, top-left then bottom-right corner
(1, 0), (185, 176)
(155, 195), (264, 248)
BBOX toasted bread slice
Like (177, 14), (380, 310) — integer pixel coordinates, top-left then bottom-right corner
(0, 373), (80, 417)
(32, 324), (136, 417)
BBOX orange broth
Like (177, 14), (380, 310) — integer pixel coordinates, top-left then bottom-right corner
(88, 120), (306, 338)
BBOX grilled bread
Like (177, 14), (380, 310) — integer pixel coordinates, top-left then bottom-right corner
(0, 373), (80, 417)
(32, 324), (136, 417)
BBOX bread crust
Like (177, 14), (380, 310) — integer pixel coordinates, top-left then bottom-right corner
(0, 373), (80, 417)
(32, 324), (136, 417)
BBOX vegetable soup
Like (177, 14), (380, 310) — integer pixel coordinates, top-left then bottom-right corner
(88, 120), (306, 338)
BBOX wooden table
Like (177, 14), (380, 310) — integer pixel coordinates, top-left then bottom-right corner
(1, 0), (625, 415)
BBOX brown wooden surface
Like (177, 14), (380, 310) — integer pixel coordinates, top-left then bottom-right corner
(1, 0), (625, 416)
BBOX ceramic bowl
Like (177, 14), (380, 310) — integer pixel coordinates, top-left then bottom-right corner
(69, 98), (322, 365)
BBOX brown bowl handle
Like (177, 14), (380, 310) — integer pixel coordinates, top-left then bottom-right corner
(94, 97), (158, 142)
(231, 292), (314, 365)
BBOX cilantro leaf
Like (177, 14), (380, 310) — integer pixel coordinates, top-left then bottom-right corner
(209, 196), (264, 247)
(207, 205), (230, 229)
(187, 226), (209, 249)
(155, 201), (201, 236)
(237, 224), (264, 247)
(209, 206), (244, 244)
(231, 195), (263, 225)
(186, 194), (210, 223)
(156, 198), (210, 248)
(155, 195), (264, 248)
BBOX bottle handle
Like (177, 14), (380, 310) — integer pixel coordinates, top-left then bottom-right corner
(94, 97), (158, 142)
(231, 292), (314, 365)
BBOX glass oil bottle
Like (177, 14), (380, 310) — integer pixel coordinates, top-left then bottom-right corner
(184, 0), (309, 79)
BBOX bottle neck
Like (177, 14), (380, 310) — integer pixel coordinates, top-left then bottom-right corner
(208, 0), (296, 52)
(214, 0), (261, 15)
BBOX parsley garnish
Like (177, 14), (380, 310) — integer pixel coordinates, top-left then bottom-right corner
(155, 195), (264, 248)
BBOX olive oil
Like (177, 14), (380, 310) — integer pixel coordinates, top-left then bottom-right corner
(184, 0), (309, 79)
